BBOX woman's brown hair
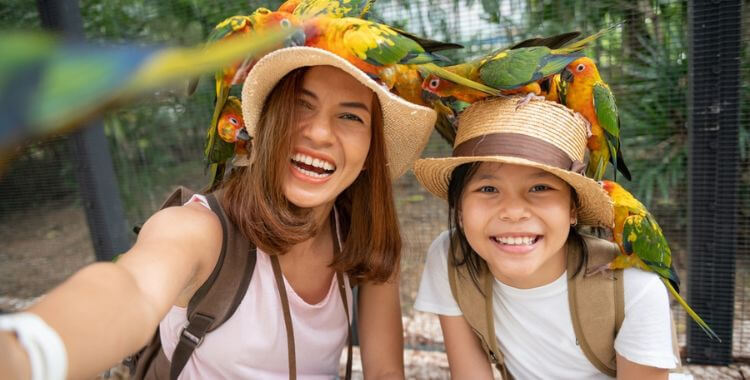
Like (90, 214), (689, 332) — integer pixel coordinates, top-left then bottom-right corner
(220, 67), (401, 283)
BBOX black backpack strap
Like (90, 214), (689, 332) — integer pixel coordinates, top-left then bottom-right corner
(169, 192), (257, 380)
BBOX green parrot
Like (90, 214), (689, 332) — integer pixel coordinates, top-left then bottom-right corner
(596, 180), (721, 342)
(420, 27), (616, 100)
(0, 26), (299, 165)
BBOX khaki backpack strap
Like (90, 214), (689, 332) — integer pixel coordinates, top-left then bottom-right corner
(567, 235), (620, 377)
(446, 240), (508, 376)
(169, 192), (257, 380)
(270, 254), (297, 380)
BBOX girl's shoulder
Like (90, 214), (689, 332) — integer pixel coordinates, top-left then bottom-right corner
(621, 267), (668, 308)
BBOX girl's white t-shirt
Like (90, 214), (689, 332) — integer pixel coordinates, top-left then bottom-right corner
(415, 230), (684, 379)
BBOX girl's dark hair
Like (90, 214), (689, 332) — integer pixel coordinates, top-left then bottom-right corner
(446, 162), (586, 293)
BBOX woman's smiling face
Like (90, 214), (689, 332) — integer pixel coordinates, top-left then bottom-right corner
(284, 65), (374, 211)
(459, 162), (576, 288)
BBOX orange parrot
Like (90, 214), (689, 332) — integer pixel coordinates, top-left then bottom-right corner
(559, 57), (631, 181)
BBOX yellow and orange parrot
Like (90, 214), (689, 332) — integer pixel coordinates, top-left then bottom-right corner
(205, 97), (248, 191)
(559, 57), (631, 181)
(302, 16), (450, 79)
(596, 181), (720, 341)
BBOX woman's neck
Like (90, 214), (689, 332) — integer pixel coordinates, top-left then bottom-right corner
(286, 201), (335, 259)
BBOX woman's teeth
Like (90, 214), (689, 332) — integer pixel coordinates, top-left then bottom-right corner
(291, 152), (336, 177)
(493, 236), (538, 245)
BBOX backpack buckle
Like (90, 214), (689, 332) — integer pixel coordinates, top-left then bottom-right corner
(180, 326), (205, 347)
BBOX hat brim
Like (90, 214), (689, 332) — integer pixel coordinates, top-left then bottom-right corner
(414, 155), (614, 228)
(240, 47), (437, 179)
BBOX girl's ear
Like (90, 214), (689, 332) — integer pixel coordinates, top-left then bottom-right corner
(458, 210), (464, 229)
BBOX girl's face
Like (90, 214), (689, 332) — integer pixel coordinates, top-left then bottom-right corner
(284, 65), (374, 211)
(459, 163), (576, 289)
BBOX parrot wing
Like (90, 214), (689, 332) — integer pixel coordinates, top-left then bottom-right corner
(593, 82), (631, 180)
(479, 47), (583, 90)
(509, 31), (582, 50)
(622, 213), (679, 290)
(323, 18), (441, 66)
(389, 27), (463, 53)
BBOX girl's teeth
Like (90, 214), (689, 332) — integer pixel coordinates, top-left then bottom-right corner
(495, 236), (536, 245)
(295, 166), (331, 178)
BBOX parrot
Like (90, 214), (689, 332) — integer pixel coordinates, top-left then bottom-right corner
(0, 26), (300, 167)
(595, 180), (721, 342)
(302, 16), (463, 80)
(420, 27), (615, 105)
(559, 57), (631, 181)
(539, 73), (562, 103)
(205, 96), (248, 192)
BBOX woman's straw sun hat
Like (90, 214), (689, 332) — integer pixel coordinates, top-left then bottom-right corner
(413, 96), (613, 228)
(237, 46), (437, 179)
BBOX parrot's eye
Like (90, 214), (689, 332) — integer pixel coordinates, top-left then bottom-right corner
(576, 64), (586, 72)
(229, 117), (239, 126)
(280, 19), (291, 28)
(429, 78), (440, 89)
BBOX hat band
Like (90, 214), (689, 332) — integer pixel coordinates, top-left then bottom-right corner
(453, 133), (585, 174)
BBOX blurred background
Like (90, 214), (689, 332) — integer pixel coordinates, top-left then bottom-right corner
(0, 0), (748, 377)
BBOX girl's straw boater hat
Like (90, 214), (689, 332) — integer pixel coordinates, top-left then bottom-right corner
(414, 96), (614, 228)
(237, 46), (437, 179)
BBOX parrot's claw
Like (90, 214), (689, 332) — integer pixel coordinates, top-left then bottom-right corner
(583, 118), (593, 138)
(515, 93), (547, 111)
(585, 263), (614, 278)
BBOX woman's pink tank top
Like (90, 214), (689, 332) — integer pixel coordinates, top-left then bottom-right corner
(159, 195), (353, 379)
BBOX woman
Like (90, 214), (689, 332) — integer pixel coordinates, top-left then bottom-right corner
(0, 46), (437, 380)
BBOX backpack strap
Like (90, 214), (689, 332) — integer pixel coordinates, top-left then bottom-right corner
(568, 234), (622, 377)
(446, 236), (510, 379)
(168, 191), (257, 380)
(267, 210), (353, 380)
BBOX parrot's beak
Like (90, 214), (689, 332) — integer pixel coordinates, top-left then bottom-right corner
(421, 89), (439, 102)
(285, 29), (307, 47)
(237, 128), (251, 141)
(561, 68), (574, 83)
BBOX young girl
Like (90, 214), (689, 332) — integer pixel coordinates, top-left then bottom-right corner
(413, 97), (680, 379)
(0, 46), (436, 379)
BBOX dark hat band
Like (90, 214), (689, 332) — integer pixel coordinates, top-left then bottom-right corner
(453, 132), (585, 174)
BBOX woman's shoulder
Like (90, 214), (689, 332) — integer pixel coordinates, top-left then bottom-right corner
(136, 202), (223, 260)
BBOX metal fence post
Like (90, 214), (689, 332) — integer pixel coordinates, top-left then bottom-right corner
(36, 0), (130, 262)
(686, 0), (742, 364)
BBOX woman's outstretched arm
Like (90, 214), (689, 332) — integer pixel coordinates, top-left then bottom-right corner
(0, 203), (221, 379)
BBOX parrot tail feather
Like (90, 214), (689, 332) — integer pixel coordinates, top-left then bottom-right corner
(663, 279), (721, 342)
(358, 0), (376, 18)
(555, 23), (620, 55)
